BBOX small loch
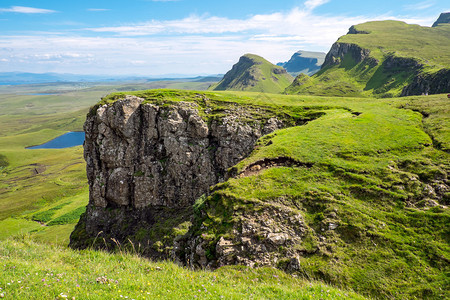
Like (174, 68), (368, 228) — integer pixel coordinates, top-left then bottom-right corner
(27, 132), (85, 149)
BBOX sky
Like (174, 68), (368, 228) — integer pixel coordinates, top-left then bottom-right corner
(0, 0), (448, 76)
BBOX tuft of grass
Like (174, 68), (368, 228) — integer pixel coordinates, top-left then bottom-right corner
(47, 207), (86, 226)
(0, 237), (365, 299)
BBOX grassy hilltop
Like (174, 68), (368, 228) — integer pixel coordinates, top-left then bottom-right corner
(70, 89), (449, 299)
(210, 54), (293, 93)
(286, 20), (450, 97)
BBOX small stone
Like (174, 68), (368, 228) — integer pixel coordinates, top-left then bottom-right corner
(250, 165), (262, 171)
(329, 223), (338, 230)
(287, 257), (301, 271)
(267, 233), (287, 245)
(427, 199), (439, 207)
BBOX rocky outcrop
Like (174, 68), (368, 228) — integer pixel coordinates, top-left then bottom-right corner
(379, 55), (450, 96)
(70, 95), (288, 252)
(322, 42), (373, 69)
(182, 202), (310, 270)
(347, 25), (370, 34)
(401, 68), (450, 96)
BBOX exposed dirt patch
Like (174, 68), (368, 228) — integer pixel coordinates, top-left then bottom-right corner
(239, 157), (313, 177)
(31, 163), (46, 175)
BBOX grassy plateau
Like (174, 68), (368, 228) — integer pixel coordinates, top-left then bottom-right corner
(0, 83), (448, 299)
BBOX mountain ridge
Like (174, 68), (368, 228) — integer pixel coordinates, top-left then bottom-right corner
(210, 54), (293, 93)
(286, 19), (450, 97)
(277, 50), (326, 76)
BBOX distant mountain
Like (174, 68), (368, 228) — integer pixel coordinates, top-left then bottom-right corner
(286, 17), (450, 97)
(0, 72), (222, 85)
(432, 12), (450, 27)
(0, 72), (145, 85)
(210, 54), (293, 93)
(277, 50), (326, 76)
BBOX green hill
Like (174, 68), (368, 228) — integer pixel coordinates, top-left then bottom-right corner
(70, 89), (449, 299)
(210, 54), (293, 93)
(286, 19), (450, 97)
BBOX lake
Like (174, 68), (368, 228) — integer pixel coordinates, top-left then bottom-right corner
(27, 132), (85, 149)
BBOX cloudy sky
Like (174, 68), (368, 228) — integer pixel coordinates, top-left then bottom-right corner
(0, 0), (448, 76)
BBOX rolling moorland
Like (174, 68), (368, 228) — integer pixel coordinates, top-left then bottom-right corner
(1, 16), (449, 299)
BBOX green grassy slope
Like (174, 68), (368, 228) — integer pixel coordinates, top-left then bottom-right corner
(210, 54), (293, 93)
(2, 85), (449, 299)
(0, 90), (96, 245)
(286, 20), (450, 97)
(87, 89), (449, 299)
(0, 237), (365, 299)
(195, 93), (449, 299)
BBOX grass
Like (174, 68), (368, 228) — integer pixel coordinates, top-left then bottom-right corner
(1, 84), (449, 299)
(95, 90), (448, 299)
(0, 237), (365, 299)
(339, 21), (450, 67)
(210, 54), (293, 93)
(286, 20), (450, 97)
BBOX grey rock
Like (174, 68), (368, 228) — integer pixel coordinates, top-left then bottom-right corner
(73, 95), (286, 253)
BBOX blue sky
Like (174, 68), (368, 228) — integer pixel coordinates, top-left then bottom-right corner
(0, 0), (448, 75)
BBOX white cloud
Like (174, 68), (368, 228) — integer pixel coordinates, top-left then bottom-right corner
(404, 1), (435, 11)
(304, 0), (330, 11)
(0, 6), (440, 75)
(0, 6), (56, 14)
(86, 8), (362, 39)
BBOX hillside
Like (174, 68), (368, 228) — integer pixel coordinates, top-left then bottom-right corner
(286, 19), (450, 97)
(70, 89), (449, 299)
(210, 54), (293, 93)
(277, 50), (326, 76)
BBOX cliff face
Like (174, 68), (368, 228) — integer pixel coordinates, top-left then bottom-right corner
(432, 12), (450, 27)
(286, 19), (450, 97)
(70, 95), (287, 253)
(401, 68), (450, 96)
(322, 42), (373, 69)
(277, 50), (326, 76)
